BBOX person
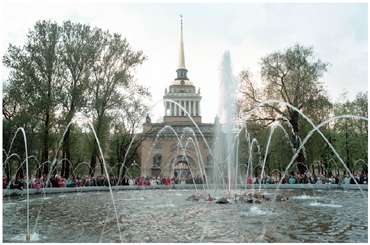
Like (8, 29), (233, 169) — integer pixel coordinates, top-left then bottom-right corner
(343, 175), (350, 184)
(57, 176), (65, 187)
(75, 177), (81, 187)
(31, 178), (41, 189)
(246, 175), (253, 184)
(128, 178), (134, 186)
(350, 175), (357, 184)
(288, 175), (297, 184)
(316, 176), (322, 184)
(309, 174), (317, 184)
(50, 175), (58, 187)
(3, 176), (8, 189)
(254, 176), (260, 184)
(66, 178), (75, 188)
(266, 176), (273, 184)
(144, 177), (150, 186)
(12, 178), (23, 190)
(161, 177), (166, 185)
(334, 175), (340, 184)
(360, 171), (368, 184)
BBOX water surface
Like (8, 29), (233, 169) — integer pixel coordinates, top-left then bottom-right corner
(3, 189), (367, 242)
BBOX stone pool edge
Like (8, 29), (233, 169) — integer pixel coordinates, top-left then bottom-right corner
(3, 184), (367, 197)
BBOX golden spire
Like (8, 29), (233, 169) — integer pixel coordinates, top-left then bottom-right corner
(178, 14), (186, 69)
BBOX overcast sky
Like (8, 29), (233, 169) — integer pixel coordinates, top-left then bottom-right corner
(0, 1), (367, 123)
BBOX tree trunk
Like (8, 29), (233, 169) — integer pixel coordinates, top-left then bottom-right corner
(345, 121), (351, 172)
(42, 111), (50, 176)
(289, 110), (306, 174)
(36, 165), (41, 178)
(90, 117), (103, 177)
(15, 159), (25, 179)
(61, 126), (72, 178)
(100, 162), (104, 176)
(42, 78), (52, 176)
(61, 104), (76, 178)
(97, 153), (104, 176)
(89, 143), (98, 177)
(36, 149), (42, 178)
(4, 157), (10, 181)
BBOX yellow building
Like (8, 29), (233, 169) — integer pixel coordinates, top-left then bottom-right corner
(139, 17), (214, 179)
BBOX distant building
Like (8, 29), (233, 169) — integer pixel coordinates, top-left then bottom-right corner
(139, 17), (214, 179)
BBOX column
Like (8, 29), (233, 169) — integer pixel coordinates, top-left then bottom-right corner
(193, 101), (195, 116)
(198, 101), (201, 116)
(193, 101), (196, 116)
(196, 101), (199, 116)
(194, 101), (197, 116)
(181, 100), (184, 116)
(190, 101), (194, 116)
(185, 100), (189, 115)
(178, 101), (181, 116)
(176, 101), (179, 116)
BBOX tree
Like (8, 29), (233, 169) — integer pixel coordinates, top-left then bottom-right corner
(3, 20), (63, 176)
(3, 20), (151, 180)
(59, 21), (101, 178)
(3, 86), (43, 178)
(109, 96), (150, 180)
(333, 92), (368, 172)
(87, 31), (147, 177)
(239, 44), (329, 173)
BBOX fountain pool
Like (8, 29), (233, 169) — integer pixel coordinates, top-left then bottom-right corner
(3, 189), (367, 242)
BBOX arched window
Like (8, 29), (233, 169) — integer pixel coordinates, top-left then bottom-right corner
(173, 155), (192, 179)
(152, 154), (162, 167)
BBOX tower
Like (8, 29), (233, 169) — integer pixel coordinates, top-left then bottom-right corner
(163, 15), (202, 124)
(140, 16), (213, 179)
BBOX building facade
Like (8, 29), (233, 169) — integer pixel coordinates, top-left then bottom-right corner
(139, 17), (214, 179)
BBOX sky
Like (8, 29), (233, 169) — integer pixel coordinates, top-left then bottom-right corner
(0, 1), (368, 123)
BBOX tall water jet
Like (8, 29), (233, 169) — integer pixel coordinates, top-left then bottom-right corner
(213, 51), (238, 193)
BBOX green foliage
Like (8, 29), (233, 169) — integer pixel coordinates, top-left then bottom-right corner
(3, 20), (150, 178)
(331, 92), (368, 171)
(261, 44), (328, 110)
(239, 44), (367, 175)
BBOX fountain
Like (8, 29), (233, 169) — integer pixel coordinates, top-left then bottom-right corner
(2, 52), (368, 243)
(213, 51), (239, 194)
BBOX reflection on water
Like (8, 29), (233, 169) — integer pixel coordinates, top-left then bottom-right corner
(240, 206), (272, 216)
(291, 194), (322, 200)
(3, 189), (368, 242)
(308, 202), (343, 208)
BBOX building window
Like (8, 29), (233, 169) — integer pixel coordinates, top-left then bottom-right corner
(181, 101), (185, 116)
(153, 154), (162, 167)
(176, 101), (179, 116)
(171, 102), (174, 116)
(190, 101), (194, 115)
(166, 102), (170, 116)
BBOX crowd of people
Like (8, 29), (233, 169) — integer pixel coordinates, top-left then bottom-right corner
(246, 171), (368, 185)
(2, 175), (205, 190)
(3, 171), (368, 190)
